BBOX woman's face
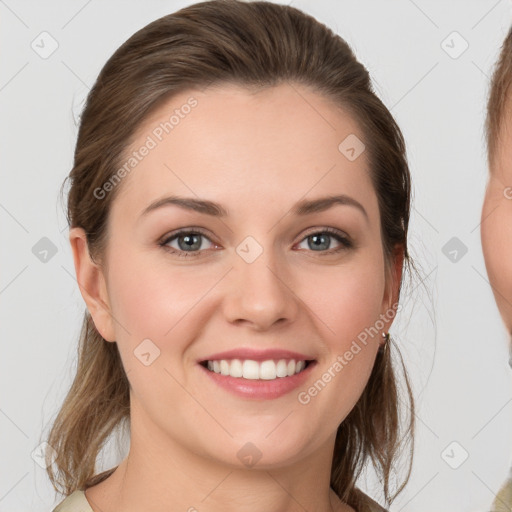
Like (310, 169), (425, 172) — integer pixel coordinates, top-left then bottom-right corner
(73, 83), (401, 470)
(482, 113), (512, 340)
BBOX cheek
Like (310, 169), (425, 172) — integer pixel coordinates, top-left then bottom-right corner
(105, 252), (217, 419)
(292, 264), (385, 428)
(105, 246), (214, 356)
(108, 229), (385, 332)
(108, 242), (387, 349)
(104, 242), (386, 451)
(482, 200), (512, 327)
(296, 254), (386, 377)
(302, 255), (386, 340)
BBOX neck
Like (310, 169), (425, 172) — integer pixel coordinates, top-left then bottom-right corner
(84, 411), (353, 512)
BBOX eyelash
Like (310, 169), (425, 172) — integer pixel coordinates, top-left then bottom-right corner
(158, 227), (353, 258)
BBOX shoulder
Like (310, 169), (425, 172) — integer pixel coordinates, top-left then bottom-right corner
(492, 476), (512, 512)
(353, 488), (388, 512)
(52, 490), (93, 512)
(363, 495), (388, 512)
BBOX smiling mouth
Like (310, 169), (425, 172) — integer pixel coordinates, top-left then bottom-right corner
(199, 358), (315, 380)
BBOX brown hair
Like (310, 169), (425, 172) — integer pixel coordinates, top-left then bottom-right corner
(46, 0), (415, 509)
(486, 24), (512, 169)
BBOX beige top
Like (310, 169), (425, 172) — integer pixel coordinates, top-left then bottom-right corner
(52, 490), (93, 512)
(491, 475), (512, 512)
(52, 488), (388, 512)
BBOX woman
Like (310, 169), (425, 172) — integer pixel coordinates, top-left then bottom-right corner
(482, 23), (512, 512)
(47, 1), (415, 511)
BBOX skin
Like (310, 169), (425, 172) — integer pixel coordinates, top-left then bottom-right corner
(482, 108), (512, 341)
(69, 82), (402, 512)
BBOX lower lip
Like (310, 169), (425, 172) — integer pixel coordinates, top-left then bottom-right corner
(198, 362), (316, 400)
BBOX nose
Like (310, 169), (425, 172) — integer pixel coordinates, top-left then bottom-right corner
(222, 253), (299, 331)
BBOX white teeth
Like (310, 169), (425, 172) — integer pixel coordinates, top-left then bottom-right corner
(242, 360), (260, 379)
(276, 359), (288, 377)
(259, 360), (276, 380)
(204, 358), (309, 380)
(230, 359), (243, 377)
(220, 360), (230, 376)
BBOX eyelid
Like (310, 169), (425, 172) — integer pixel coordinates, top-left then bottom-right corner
(158, 227), (218, 254)
(297, 227), (353, 251)
(158, 226), (213, 245)
(301, 226), (350, 240)
(159, 226), (354, 256)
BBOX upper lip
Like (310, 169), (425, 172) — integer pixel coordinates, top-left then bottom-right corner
(199, 348), (315, 363)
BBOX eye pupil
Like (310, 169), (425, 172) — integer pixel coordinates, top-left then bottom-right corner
(179, 234), (201, 251)
(309, 233), (330, 251)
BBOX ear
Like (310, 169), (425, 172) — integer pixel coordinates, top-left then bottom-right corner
(69, 227), (116, 342)
(380, 244), (404, 335)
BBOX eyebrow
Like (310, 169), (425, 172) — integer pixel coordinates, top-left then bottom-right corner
(140, 194), (368, 221)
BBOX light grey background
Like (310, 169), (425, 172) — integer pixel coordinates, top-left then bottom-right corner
(2, 1), (512, 511)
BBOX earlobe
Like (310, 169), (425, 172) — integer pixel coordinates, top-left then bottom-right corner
(68, 227), (116, 342)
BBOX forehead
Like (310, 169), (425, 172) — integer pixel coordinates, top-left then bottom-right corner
(110, 82), (378, 225)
